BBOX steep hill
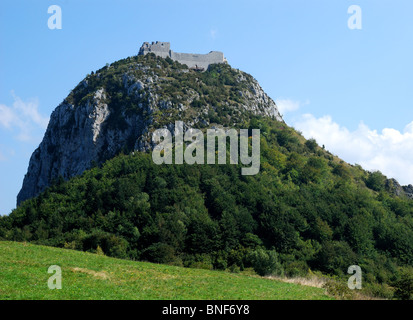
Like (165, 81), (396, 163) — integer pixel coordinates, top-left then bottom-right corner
(2, 51), (413, 299)
(17, 53), (282, 205)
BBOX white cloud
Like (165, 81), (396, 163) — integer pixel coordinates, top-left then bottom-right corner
(275, 99), (309, 115)
(294, 114), (413, 185)
(210, 28), (218, 39)
(0, 93), (49, 142)
(0, 104), (16, 128)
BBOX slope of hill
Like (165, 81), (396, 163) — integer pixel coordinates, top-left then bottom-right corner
(0, 241), (332, 300)
(1, 52), (412, 300)
(17, 53), (282, 205)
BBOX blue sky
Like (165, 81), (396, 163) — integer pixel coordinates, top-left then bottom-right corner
(1, 0), (413, 215)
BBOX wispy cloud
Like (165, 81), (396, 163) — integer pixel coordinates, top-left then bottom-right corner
(294, 113), (413, 186)
(275, 98), (309, 115)
(0, 93), (49, 142)
(209, 28), (218, 40)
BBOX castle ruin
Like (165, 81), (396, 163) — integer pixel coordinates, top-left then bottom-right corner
(138, 41), (227, 71)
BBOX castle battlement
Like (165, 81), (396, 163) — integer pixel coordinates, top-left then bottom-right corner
(138, 41), (226, 71)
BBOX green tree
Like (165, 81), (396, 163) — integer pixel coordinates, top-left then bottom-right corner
(366, 171), (386, 191)
(305, 138), (318, 152)
(394, 270), (413, 300)
(247, 249), (283, 276)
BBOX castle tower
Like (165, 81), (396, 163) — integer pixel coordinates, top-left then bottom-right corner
(139, 41), (171, 59)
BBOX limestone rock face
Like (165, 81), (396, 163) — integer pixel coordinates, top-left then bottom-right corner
(403, 184), (413, 199)
(17, 92), (149, 205)
(386, 178), (413, 199)
(17, 54), (283, 205)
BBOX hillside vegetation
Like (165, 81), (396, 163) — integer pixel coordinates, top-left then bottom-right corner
(0, 241), (332, 300)
(1, 54), (413, 300)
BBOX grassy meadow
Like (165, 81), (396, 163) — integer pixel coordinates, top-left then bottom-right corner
(0, 241), (332, 300)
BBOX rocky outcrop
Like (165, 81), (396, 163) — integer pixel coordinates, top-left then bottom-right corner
(386, 178), (413, 199)
(17, 54), (283, 205)
(403, 184), (413, 199)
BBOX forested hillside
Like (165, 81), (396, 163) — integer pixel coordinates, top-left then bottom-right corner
(2, 116), (413, 298)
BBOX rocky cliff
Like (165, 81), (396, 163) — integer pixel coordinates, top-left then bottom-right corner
(17, 53), (283, 205)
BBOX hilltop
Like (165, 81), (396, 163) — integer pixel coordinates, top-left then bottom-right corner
(17, 51), (281, 205)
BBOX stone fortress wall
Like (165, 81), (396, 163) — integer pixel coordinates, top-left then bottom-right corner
(139, 41), (226, 70)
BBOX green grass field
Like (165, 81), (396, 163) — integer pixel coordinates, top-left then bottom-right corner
(0, 241), (332, 300)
